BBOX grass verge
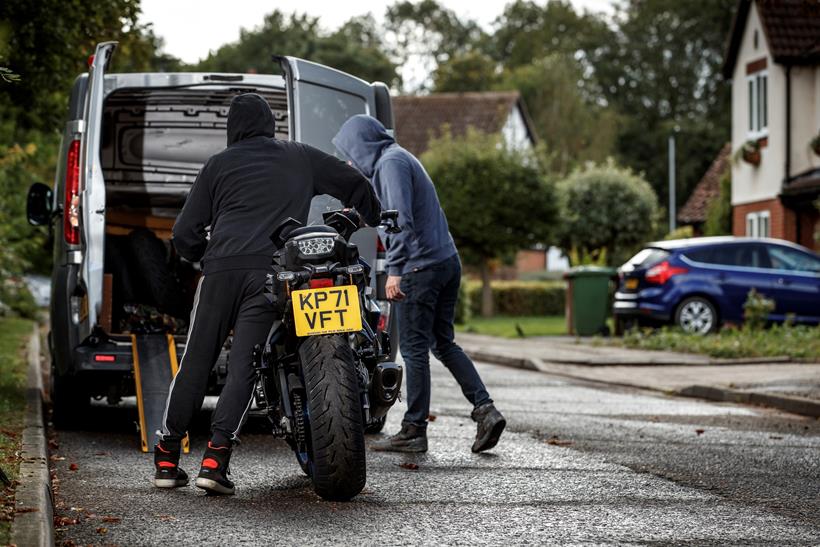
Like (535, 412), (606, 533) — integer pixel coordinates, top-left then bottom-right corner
(0, 317), (34, 543)
(618, 324), (820, 361)
(456, 315), (568, 338)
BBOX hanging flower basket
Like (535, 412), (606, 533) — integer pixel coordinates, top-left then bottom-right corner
(735, 140), (761, 166)
(811, 133), (820, 156)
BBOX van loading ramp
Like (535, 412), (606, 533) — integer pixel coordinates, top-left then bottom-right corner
(131, 333), (189, 453)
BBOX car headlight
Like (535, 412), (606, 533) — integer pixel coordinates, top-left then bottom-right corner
(296, 237), (335, 256)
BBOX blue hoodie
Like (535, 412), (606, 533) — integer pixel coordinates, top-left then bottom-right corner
(332, 115), (457, 276)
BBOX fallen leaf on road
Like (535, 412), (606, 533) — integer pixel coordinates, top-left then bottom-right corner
(695, 429), (705, 436)
(48, 439), (59, 450)
(427, 414), (437, 422)
(95, 451), (109, 456)
(96, 526), (108, 534)
(769, 435), (783, 440)
(101, 516), (121, 523)
(156, 514), (178, 521)
(54, 516), (78, 526)
(546, 436), (573, 447)
(49, 456), (65, 461)
(15, 507), (38, 513)
(68, 463), (78, 471)
(398, 463), (419, 470)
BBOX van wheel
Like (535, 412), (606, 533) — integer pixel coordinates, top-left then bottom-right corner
(675, 297), (718, 335)
(50, 364), (89, 430)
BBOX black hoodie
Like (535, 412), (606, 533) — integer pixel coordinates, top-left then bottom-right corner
(172, 93), (382, 273)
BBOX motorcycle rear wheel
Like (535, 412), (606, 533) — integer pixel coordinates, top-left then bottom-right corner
(299, 334), (366, 501)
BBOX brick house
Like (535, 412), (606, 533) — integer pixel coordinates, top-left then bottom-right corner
(723, 0), (820, 250)
(393, 92), (569, 275)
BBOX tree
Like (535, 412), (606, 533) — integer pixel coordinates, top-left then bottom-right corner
(421, 130), (557, 316)
(591, 0), (736, 209)
(196, 11), (399, 87)
(432, 51), (500, 92)
(703, 172), (732, 236)
(557, 161), (659, 267)
(495, 55), (617, 176)
(489, 0), (613, 73)
(385, 0), (486, 91)
(0, 0), (180, 133)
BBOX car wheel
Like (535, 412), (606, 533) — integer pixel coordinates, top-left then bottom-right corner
(675, 297), (718, 334)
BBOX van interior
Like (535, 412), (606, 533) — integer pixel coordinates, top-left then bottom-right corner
(99, 87), (289, 335)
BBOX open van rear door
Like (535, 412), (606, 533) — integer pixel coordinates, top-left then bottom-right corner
(79, 42), (116, 336)
(277, 56), (393, 284)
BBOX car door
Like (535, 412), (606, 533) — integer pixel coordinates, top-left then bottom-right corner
(763, 243), (820, 322)
(79, 41), (117, 339)
(687, 243), (773, 323)
(277, 56), (390, 286)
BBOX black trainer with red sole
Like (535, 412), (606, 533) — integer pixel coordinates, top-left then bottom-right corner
(153, 441), (189, 488)
(195, 442), (235, 495)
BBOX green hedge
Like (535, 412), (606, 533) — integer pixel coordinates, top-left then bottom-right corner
(456, 280), (565, 322)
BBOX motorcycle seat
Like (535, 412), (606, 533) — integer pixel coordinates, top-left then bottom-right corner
(287, 225), (338, 239)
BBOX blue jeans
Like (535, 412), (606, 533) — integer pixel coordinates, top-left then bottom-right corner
(398, 254), (492, 428)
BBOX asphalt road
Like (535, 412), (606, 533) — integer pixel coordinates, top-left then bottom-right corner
(51, 357), (820, 545)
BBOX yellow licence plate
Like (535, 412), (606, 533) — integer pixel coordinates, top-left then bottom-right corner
(625, 278), (639, 290)
(291, 285), (362, 337)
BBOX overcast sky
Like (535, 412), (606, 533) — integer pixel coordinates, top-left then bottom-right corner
(141, 0), (617, 64)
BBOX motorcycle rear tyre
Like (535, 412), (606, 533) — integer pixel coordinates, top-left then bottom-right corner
(299, 334), (366, 501)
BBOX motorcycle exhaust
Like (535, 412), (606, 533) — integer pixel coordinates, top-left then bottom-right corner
(369, 362), (403, 419)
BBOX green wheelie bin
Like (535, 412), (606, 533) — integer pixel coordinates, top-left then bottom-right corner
(564, 266), (616, 336)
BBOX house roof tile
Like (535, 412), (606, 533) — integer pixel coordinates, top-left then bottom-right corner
(678, 143), (732, 224)
(724, 0), (820, 77)
(392, 91), (535, 157)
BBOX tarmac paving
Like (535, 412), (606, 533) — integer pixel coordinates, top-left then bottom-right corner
(50, 357), (820, 545)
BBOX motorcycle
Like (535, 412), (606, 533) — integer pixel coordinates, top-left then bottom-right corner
(253, 209), (403, 501)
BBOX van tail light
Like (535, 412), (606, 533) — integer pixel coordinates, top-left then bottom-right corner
(309, 278), (333, 289)
(64, 139), (81, 245)
(645, 261), (688, 285)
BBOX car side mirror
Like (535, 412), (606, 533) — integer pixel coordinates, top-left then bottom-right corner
(27, 182), (53, 226)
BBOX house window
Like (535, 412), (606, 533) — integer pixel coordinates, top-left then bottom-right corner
(746, 71), (768, 137)
(745, 210), (770, 238)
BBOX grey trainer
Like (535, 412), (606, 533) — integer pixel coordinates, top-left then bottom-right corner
(471, 403), (506, 453)
(371, 423), (428, 453)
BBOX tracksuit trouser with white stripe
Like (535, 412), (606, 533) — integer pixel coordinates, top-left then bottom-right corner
(160, 268), (276, 447)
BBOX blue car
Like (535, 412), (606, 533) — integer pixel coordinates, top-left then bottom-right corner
(613, 237), (820, 334)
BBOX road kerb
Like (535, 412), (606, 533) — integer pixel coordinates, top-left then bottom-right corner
(11, 324), (54, 547)
(466, 348), (820, 419)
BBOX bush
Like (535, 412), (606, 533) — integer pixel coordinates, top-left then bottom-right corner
(461, 280), (565, 318)
(557, 160), (659, 267)
(743, 289), (775, 331)
(0, 277), (37, 319)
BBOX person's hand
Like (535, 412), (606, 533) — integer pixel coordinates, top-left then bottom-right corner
(386, 275), (405, 301)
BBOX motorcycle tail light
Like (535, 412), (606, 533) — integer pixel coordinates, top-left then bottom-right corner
(64, 139), (81, 245)
(309, 278), (333, 289)
(645, 261), (688, 285)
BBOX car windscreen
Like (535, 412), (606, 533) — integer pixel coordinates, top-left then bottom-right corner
(621, 248), (669, 272)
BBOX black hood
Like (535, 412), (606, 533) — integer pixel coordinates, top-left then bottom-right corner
(227, 93), (276, 145)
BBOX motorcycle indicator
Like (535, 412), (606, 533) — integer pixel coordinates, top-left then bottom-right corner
(292, 285), (363, 336)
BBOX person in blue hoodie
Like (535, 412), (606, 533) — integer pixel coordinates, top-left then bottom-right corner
(333, 115), (506, 453)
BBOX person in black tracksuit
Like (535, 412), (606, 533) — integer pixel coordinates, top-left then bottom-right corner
(152, 93), (381, 495)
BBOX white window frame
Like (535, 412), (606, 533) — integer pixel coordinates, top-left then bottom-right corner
(745, 210), (770, 238)
(746, 70), (768, 139)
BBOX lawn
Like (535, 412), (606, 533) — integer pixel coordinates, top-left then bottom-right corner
(617, 324), (820, 361)
(456, 315), (567, 338)
(0, 317), (34, 543)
